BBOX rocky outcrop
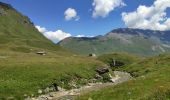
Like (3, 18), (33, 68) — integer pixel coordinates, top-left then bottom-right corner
(95, 67), (109, 75)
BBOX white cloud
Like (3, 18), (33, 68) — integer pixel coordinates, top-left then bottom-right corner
(76, 35), (85, 37)
(35, 26), (47, 33)
(36, 26), (71, 43)
(122, 0), (170, 31)
(92, 0), (125, 18)
(76, 35), (94, 37)
(64, 8), (80, 21)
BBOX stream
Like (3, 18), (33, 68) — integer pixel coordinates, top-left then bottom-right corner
(28, 71), (132, 100)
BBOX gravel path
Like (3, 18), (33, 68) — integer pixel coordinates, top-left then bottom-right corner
(28, 71), (132, 100)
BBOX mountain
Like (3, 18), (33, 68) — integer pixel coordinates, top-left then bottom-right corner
(58, 28), (170, 56)
(0, 2), (64, 53)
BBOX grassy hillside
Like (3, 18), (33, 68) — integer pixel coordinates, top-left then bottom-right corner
(97, 52), (141, 67)
(0, 2), (106, 99)
(0, 2), (63, 52)
(0, 52), (105, 99)
(58, 29), (170, 56)
(77, 54), (170, 100)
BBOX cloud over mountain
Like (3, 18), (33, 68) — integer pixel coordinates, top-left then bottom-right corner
(122, 0), (170, 31)
(36, 26), (71, 43)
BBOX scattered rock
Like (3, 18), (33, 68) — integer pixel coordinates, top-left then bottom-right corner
(58, 86), (65, 91)
(7, 96), (14, 100)
(88, 97), (93, 100)
(95, 74), (102, 79)
(44, 87), (50, 93)
(95, 67), (109, 75)
(31, 94), (34, 97)
(24, 94), (28, 97)
(29, 71), (131, 100)
(38, 89), (43, 94)
(52, 83), (58, 91)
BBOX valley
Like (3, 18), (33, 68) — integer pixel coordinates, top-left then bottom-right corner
(0, 1), (170, 100)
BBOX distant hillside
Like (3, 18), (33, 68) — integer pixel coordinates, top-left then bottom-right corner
(58, 28), (170, 56)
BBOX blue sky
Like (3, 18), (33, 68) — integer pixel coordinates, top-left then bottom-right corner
(1, 0), (170, 42)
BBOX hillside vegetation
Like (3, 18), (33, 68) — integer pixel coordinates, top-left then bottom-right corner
(97, 52), (141, 67)
(77, 54), (170, 100)
(0, 2), (63, 52)
(1, 2), (170, 100)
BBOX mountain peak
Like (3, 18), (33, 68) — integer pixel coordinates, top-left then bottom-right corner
(0, 1), (62, 52)
(106, 28), (168, 37)
(59, 28), (170, 56)
(0, 2), (14, 10)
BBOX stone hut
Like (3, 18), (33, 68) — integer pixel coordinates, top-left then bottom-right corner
(89, 53), (96, 57)
(36, 51), (46, 56)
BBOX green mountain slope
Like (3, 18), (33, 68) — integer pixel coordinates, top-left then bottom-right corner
(58, 28), (170, 56)
(0, 2), (106, 99)
(0, 2), (63, 52)
(77, 54), (170, 100)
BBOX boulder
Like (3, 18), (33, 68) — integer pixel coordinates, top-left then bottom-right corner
(38, 89), (43, 94)
(95, 67), (109, 75)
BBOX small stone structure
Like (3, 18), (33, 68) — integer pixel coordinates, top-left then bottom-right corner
(36, 51), (46, 55)
(89, 53), (96, 57)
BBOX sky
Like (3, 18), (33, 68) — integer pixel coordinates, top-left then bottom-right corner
(1, 0), (170, 43)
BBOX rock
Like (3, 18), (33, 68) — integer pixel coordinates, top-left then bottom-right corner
(37, 96), (48, 100)
(7, 96), (14, 100)
(95, 67), (109, 75)
(31, 94), (34, 97)
(24, 94), (28, 97)
(44, 87), (50, 93)
(95, 74), (102, 79)
(49, 93), (54, 97)
(58, 86), (65, 91)
(38, 89), (43, 94)
(52, 83), (58, 91)
(88, 97), (93, 100)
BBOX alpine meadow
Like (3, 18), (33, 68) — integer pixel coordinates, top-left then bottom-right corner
(0, 0), (170, 100)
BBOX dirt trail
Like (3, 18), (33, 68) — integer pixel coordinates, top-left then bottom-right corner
(28, 71), (132, 100)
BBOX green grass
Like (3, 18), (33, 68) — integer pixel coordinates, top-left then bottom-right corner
(97, 52), (141, 67)
(0, 4), (106, 99)
(0, 51), (105, 99)
(1, 2), (170, 100)
(76, 54), (170, 100)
